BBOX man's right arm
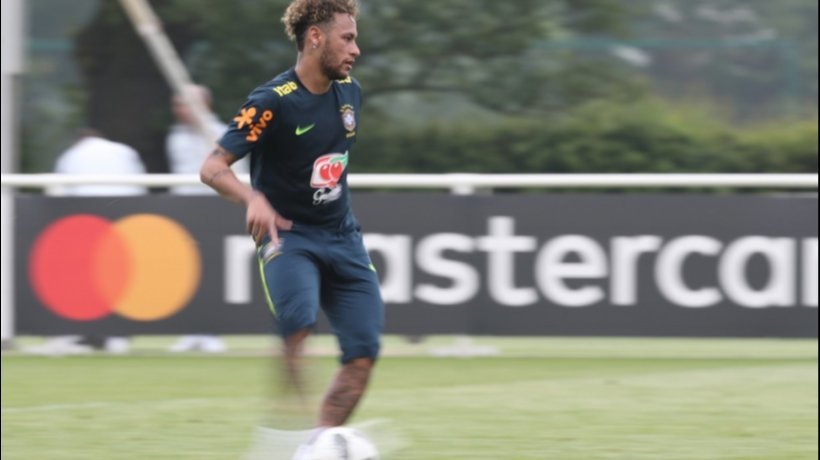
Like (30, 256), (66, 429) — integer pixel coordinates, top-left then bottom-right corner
(200, 146), (292, 245)
(200, 145), (254, 205)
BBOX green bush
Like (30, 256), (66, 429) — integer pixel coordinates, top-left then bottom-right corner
(355, 99), (819, 174)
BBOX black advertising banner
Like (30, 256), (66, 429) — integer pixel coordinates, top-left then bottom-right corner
(14, 194), (819, 337)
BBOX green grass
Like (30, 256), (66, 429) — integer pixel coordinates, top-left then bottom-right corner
(2, 336), (817, 459)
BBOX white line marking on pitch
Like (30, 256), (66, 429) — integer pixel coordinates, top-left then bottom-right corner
(1, 397), (261, 415)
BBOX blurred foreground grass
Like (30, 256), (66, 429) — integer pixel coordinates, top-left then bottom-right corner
(2, 336), (817, 459)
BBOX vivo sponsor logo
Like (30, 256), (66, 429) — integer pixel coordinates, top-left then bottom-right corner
(224, 217), (818, 309)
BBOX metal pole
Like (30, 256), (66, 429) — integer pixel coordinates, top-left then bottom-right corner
(0, 77), (14, 349)
(118, 0), (217, 144)
(1, 0), (24, 348)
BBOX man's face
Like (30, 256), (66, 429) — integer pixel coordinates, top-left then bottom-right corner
(172, 96), (194, 125)
(172, 87), (209, 125)
(319, 13), (360, 81)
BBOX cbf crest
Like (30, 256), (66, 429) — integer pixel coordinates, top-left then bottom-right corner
(340, 105), (357, 137)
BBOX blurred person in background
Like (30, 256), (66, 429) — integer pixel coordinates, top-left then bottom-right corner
(165, 84), (247, 353)
(49, 128), (147, 197)
(167, 84), (249, 194)
(199, 0), (383, 458)
(38, 128), (148, 355)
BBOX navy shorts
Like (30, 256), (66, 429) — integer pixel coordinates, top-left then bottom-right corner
(256, 214), (384, 363)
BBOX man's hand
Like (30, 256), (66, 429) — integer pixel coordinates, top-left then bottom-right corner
(246, 192), (293, 246)
(200, 148), (292, 245)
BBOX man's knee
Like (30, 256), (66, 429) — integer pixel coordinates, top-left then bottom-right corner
(346, 357), (375, 370)
(340, 343), (380, 364)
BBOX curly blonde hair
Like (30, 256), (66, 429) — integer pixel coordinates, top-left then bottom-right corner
(282, 0), (359, 51)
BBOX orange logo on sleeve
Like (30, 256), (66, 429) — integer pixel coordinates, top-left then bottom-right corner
(234, 107), (257, 130)
(234, 107), (275, 142)
(245, 110), (274, 142)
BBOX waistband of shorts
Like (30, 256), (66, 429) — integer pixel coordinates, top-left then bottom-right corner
(291, 210), (359, 234)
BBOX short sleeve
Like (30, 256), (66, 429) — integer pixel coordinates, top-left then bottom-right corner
(218, 86), (279, 159)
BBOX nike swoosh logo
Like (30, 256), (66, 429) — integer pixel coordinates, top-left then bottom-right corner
(295, 124), (316, 136)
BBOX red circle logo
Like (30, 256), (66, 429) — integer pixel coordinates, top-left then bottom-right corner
(29, 214), (202, 322)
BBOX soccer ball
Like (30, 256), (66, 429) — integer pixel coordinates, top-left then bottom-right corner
(309, 427), (379, 460)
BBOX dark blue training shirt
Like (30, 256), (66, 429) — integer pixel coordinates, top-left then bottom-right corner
(219, 68), (361, 227)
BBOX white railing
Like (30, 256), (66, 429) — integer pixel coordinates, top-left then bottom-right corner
(1, 173), (817, 344)
(2, 173), (818, 194)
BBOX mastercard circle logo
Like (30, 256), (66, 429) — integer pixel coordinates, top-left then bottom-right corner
(29, 214), (202, 322)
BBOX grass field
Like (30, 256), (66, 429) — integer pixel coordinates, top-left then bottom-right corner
(2, 336), (817, 459)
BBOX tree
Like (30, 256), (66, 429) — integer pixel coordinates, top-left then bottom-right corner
(73, 0), (199, 172)
(629, 0), (818, 120)
(69, 0), (638, 171)
(177, 0), (639, 117)
(66, 0), (815, 173)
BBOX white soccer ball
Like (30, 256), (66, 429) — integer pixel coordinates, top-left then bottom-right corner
(309, 427), (379, 460)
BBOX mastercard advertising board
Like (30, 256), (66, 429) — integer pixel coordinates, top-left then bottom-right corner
(14, 194), (819, 338)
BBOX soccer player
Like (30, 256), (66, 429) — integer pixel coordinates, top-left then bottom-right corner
(199, 0), (383, 455)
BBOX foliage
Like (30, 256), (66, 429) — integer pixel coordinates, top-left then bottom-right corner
(166, 0), (639, 117)
(20, 0), (819, 174)
(354, 98), (819, 174)
(629, 0), (819, 121)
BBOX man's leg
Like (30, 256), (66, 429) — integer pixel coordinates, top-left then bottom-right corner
(283, 328), (311, 402)
(317, 227), (385, 427)
(318, 357), (375, 427)
(257, 232), (321, 422)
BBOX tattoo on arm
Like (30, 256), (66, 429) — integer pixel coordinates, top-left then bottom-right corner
(206, 147), (236, 185)
(211, 146), (233, 159)
(207, 168), (232, 185)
